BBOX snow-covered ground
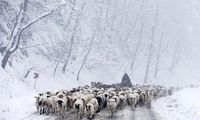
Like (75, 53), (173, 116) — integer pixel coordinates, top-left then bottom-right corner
(153, 87), (200, 120)
(0, 96), (160, 120)
(1, 80), (200, 120)
(0, 65), (83, 120)
(1, 0), (200, 119)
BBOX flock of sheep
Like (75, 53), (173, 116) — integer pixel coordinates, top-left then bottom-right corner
(34, 84), (172, 119)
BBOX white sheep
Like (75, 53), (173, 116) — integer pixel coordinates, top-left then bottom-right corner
(48, 96), (57, 113)
(112, 96), (120, 107)
(128, 93), (138, 110)
(85, 98), (99, 119)
(35, 94), (47, 114)
(34, 96), (40, 113)
(56, 99), (66, 119)
(146, 90), (153, 108)
(39, 95), (58, 115)
(118, 95), (126, 109)
(73, 99), (84, 120)
(107, 98), (118, 117)
(56, 93), (68, 111)
(80, 94), (95, 107)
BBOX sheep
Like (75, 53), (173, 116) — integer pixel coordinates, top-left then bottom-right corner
(107, 98), (118, 117)
(34, 84), (169, 119)
(95, 96), (103, 112)
(104, 91), (109, 98)
(72, 92), (85, 101)
(42, 98), (52, 115)
(74, 99), (84, 120)
(112, 96), (120, 107)
(91, 98), (99, 112)
(146, 90), (153, 108)
(37, 95), (57, 114)
(35, 94), (47, 114)
(118, 95), (126, 109)
(66, 95), (74, 110)
(128, 93), (138, 110)
(96, 94), (107, 112)
(110, 91), (117, 98)
(56, 91), (65, 98)
(34, 96), (41, 113)
(56, 99), (66, 119)
(55, 90), (66, 97)
(68, 92), (85, 112)
(56, 93), (68, 111)
(97, 90), (104, 95)
(80, 94), (95, 107)
(118, 91), (126, 96)
(138, 92), (145, 106)
(48, 96), (57, 113)
(103, 92), (110, 107)
(152, 89), (158, 100)
(46, 91), (56, 97)
(85, 98), (99, 119)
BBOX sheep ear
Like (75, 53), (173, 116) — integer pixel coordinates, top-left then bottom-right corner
(34, 96), (39, 98)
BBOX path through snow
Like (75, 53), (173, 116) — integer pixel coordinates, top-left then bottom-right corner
(22, 105), (160, 120)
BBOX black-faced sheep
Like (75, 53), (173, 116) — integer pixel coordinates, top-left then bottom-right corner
(85, 98), (99, 119)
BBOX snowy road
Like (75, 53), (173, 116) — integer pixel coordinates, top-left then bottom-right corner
(94, 106), (160, 120)
(0, 94), (161, 120)
(23, 106), (160, 120)
(132, 107), (159, 120)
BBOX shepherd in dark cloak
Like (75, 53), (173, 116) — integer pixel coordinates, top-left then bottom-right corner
(121, 73), (132, 87)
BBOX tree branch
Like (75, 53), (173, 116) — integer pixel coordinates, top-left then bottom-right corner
(10, 9), (57, 53)
(20, 9), (57, 32)
(19, 44), (41, 49)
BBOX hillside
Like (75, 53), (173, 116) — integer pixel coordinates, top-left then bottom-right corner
(0, 0), (200, 102)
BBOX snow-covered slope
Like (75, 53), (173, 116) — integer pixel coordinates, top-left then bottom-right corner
(153, 87), (200, 120)
(1, 1), (200, 119)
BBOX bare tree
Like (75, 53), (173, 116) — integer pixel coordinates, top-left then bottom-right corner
(154, 26), (164, 78)
(1, 0), (56, 69)
(169, 41), (181, 71)
(130, 19), (145, 72)
(144, 3), (159, 83)
(1, 0), (28, 69)
(76, 33), (95, 81)
(130, 0), (147, 73)
(62, 2), (86, 73)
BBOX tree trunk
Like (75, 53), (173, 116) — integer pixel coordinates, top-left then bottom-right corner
(130, 20), (145, 71)
(144, 3), (159, 83)
(154, 29), (164, 78)
(130, 0), (147, 74)
(169, 42), (180, 71)
(62, 40), (73, 73)
(62, 2), (85, 73)
(1, 0), (28, 69)
(144, 36), (154, 83)
(77, 33), (95, 81)
(0, 47), (6, 55)
(1, 50), (11, 68)
(1, 2), (55, 69)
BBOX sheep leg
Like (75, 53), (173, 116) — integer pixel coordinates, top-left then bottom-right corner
(36, 106), (39, 113)
(111, 111), (114, 117)
(132, 104), (135, 110)
(39, 108), (42, 115)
